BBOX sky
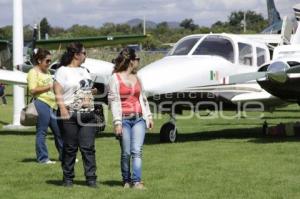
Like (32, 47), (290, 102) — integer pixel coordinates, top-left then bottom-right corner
(0, 0), (299, 28)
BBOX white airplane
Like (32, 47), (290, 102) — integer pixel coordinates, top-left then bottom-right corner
(1, 0), (296, 142)
(137, 32), (288, 142)
(137, 4), (300, 143)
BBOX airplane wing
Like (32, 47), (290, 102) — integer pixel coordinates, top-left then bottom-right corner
(0, 69), (27, 85)
(0, 40), (10, 49)
(239, 34), (282, 45)
(239, 16), (295, 46)
(146, 81), (286, 112)
(35, 34), (147, 50)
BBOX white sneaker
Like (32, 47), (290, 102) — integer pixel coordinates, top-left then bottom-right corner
(123, 182), (131, 189)
(132, 182), (146, 190)
(44, 160), (56, 164)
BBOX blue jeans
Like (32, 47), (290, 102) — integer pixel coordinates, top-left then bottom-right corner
(35, 100), (63, 163)
(120, 117), (146, 183)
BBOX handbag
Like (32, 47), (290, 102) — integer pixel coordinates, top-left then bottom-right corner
(76, 111), (96, 124)
(20, 100), (38, 126)
(21, 68), (40, 126)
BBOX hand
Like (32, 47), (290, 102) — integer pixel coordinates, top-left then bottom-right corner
(114, 124), (122, 136)
(47, 83), (53, 91)
(60, 107), (70, 119)
(91, 88), (98, 95)
(148, 119), (154, 131)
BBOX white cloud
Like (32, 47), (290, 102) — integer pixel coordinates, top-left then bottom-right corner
(0, 0), (298, 28)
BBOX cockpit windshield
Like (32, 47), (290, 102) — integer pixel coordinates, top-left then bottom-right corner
(170, 37), (200, 56)
(192, 36), (234, 63)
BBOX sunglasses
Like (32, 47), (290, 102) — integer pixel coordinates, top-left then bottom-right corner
(45, 59), (52, 64)
(81, 51), (87, 56)
(134, 58), (140, 62)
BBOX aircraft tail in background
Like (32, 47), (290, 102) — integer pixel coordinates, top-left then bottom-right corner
(267, 0), (281, 25)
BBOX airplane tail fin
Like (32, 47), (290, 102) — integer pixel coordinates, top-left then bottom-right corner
(280, 16), (294, 45)
(267, 0), (281, 25)
(292, 4), (300, 44)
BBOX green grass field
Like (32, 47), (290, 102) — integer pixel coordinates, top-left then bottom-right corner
(1, 96), (300, 199)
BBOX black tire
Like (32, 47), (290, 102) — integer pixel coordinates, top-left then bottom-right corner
(160, 122), (178, 143)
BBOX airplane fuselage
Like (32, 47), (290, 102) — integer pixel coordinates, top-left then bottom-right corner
(138, 34), (270, 96)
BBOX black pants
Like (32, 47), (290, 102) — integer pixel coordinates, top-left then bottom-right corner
(60, 112), (97, 182)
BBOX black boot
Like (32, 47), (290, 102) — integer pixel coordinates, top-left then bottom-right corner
(86, 180), (98, 188)
(63, 179), (73, 188)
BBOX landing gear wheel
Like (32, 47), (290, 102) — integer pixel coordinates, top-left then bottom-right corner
(160, 122), (178, 143)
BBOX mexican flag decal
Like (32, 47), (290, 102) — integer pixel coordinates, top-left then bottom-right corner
(210, 70), (219, 81)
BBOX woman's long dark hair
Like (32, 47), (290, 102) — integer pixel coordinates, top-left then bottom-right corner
(112, 48), (137, 73)
(59, 42), (84, 67)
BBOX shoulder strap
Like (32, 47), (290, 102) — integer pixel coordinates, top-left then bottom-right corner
(116, 73), (121, 81)
(80, 66), (90, 73)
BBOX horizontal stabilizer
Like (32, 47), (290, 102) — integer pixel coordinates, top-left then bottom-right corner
(36, 35), (147, 50)
(0, 69), (27, 85)
(231, 91), (278, 102)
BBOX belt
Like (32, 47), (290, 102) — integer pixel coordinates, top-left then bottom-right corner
(122, 113), (143, 120)
(65, 106), (94, 113)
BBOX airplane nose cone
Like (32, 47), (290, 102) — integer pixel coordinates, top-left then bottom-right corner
(266, 61), (289, 83)
(267, 72), (288, 83)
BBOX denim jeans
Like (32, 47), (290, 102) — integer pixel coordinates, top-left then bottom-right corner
(34, 100), (63, 163)
(0, 87), (7, 104)
(59, 112), (97, 182)
(120, 117), (146, 183)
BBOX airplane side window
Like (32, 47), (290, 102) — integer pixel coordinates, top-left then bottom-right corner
(238, 43), (253, 66)
(256, 47), (267, 66)
(192, 36), (234, 63)
(171, 38), (200, 56)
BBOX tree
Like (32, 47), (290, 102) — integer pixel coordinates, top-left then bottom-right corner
(0, 26), (12, 40)
(180, 19), (198, 31)
(228, 11), (267, 33)
(67, 24), (99, 37)
(40, 17), (51, 39)
(156, 22), (170, 35)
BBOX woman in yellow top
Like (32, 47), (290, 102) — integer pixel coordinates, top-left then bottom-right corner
(27, 48), (63, 164)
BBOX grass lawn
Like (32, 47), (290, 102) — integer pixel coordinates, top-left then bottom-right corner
(1, 96), (300, 199)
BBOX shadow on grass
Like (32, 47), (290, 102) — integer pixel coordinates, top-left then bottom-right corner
(0, 120), (9, 125)
(273, 109), (300, 113)
(101, 180), (123, 187)
(89, 127), (300, 145)
(46, 180), (87, 187)
(0, 130), (36, 136)
(21, 158), (36, 163)
(1, 126), (300, 145)
(262, 116), (300, 120)
(46, 179), (123, 187)
(142, 127), (300, 145)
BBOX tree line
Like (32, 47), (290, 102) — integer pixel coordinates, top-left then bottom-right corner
(0, 10), (267, 50)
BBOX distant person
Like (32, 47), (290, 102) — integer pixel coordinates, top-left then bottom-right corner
(108, 48), (154, 189)
(54, 43), (98, 188)
(27, 48), (63, 164)
(0, 82), (7, 105)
